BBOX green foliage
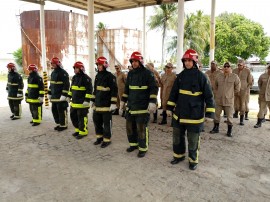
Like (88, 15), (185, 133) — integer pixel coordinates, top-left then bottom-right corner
(215, 12), (270, 64)
(12, 48), (22, 67)
(96, 22), (107, 31)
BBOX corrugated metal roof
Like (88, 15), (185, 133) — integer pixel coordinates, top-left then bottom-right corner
(20, 0), (192, 13)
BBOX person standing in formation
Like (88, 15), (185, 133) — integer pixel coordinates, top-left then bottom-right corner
(254, 64), (270, 128)
(210, 62), (240, 137)
(68, 61), (93, 139)
(232, 59), (253, 125)
(6, 63), (24, 120)
(114, 64), (126, 117)
(48, 57), (70, 131)
(25, 64), (44, 126)
(205, 61), (222, 98)
(167, 49), (215, 170)
(159, 62), (176, 125)
(91, 57), (118, 148)
(120, 51), (158, 158)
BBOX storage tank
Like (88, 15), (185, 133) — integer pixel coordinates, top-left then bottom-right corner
(20, 10), (89, 75)
(97, 29), (142, 70)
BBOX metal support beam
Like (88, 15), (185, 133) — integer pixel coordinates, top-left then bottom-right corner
(209, 0), (216, 65)
(176, 0), (184, 73)
(88, 0), (95, 80)
(40, 2), (47, 72)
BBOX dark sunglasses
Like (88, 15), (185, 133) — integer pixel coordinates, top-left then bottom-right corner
(224, 65), (230, 68)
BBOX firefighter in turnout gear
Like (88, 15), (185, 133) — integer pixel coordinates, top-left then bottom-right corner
(91, 56), (118, 148)
(6, 63), (24, 120)
(167, 49), (215, 170)
(120, 51), (158, 158)
(25, 64), (45, 126)
(68, 61), (93, 139)
(49, 57), (70, 131)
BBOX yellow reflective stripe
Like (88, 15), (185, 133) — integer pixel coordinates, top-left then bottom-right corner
(71, 86), (86, 90)
(68, 92), (72, 96)
(18, 89), (23, 91)
(173, 114), (204, 124)
(85, 94), (92, 98)
(139, 126), (149, 152)
(92, 95), (96, 98)
(188, 137), (200, 164)
(33, 106), (42, 123)
(28, 84), (39, 88)
(70, 103), (88, 108)
(96, 86), (110, 91)
(79, 117), (88, 135)
(173, 153), (185, 158)
(150, 94), (157, 98)
(111, 97), (117, 102)
(8, 83), (19, 86)
(130, 143), (139, 147)
(103, 138), (111, 142)
(206, 108), (215, 112)
(50, 99), (61, 102)
(129, 85), (148, 90)
(96, 134), (103, 138)
(122, 94), (128, 98)
(39, 91), (45, 94)
(75, 128), (80, 132)
(27, 99), (40, 103)
(167, 101), (176, 106)
(50, 81), (63, 84)
(62, 90), (69, 93)
(95, 107), (110, 112)
(179, 89), (202, 96)
(129, 110), (149, 114)
(8, 97), (23, 100)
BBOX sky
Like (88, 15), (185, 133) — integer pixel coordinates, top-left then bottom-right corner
(1, 0), (270, 61)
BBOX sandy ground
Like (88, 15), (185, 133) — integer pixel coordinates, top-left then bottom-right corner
(0, 81), (270, 202)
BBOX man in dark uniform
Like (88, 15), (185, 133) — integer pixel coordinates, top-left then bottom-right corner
(48, 57), (70, 131)
(167, 49), (215, 170)
(68, 61), (93, 140)
(120, 51), (158, 158)
(6, 63), (24, 120)
(91, 56), (118, 148)
(25, 64), (44, 126)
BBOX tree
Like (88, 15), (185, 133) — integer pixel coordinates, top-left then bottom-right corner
(147, 4), (178, 65)
(215, 12), (270, 64)
(167, 11), (210, 63)
(12, 48), (23, 70)
(96, 22), (107, 31)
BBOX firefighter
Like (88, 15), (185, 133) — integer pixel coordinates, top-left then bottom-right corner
(254, 64), (270, 128)
(25, 64), (44, 126)
(232, 59), (253, 125)
(6, 62), (24, 120)
(48, 57), (70, 131)
(167, 49), (215, 170)
(114, 64), (126, 117)
(210, 62), (241, 137)
(91, 56), (118, 148)
(120, 51), (158, 158)
(68, 61), (93, 139)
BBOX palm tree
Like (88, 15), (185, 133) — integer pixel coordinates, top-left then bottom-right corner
(147, 4), (177, 65)
(167, 10), (210, 62)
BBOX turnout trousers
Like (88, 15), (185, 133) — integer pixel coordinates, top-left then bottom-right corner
(52, 102), (68, 128)
(29, 103), (43, 123)
(93, 111), (112, 142)
(9, 100), (22, 118)
(126, 113), (150, 152)
(70, 107), (89, 136)
(173, 125), (200, 164)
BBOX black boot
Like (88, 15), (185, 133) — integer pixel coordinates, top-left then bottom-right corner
(245, 112), (249, 120)
(112, 108), (119, 115)
(159, 111), (167, 125)
(240, 115), (244, 126)
(126, 146), (138, 152)
(226, 125), (233, 137)
(93, 138), (103, 145)
(233, 111), (239, 118)
(210, 123), (219, 133)
(262, 114), (266, 123)
(254, 118), (263, 128)
(153, 110), (157, 123)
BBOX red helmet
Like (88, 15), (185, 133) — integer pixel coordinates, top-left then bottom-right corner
(96, 56), (108, 68)
(7, 63), (16, 70)
(51, 57), (61, 65)
(182, 49), (199, 63)
(73, 61), (85, 71)
(129, 51), (144, 64)
(27, 64), (38, 72)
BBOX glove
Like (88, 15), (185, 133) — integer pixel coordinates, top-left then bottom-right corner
(148, 103), (156, 114)
(119, 101), (125, 115)
(82, 101), (90, 107)
(38, 97), (43, 103)
(110, 104), (117, 112)
(48, 94), (51, 100)
(66, 97), (71, 103)
(166, 110), (171, 117)
(6, 90), (9, 94)
(59, 95), (66, 101)
(17, 94), (23, 97)
(205, 112), (214, 119)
